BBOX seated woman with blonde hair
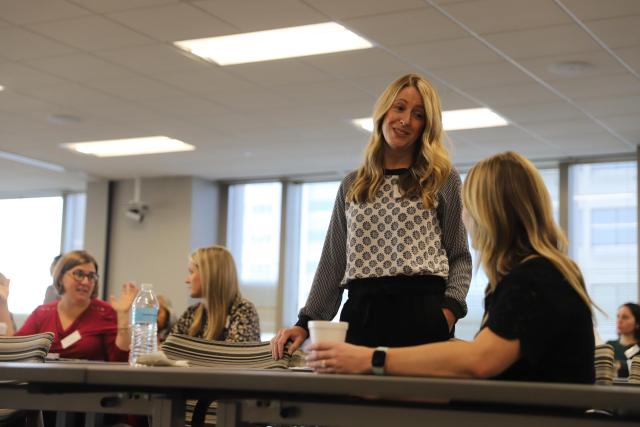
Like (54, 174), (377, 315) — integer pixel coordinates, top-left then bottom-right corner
(0, 250), (137, 361)
(171, 246), (260, 342)
(307, 151), (596, 384)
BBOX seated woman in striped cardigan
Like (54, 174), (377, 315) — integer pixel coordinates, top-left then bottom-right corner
(171, 246), (260, 342)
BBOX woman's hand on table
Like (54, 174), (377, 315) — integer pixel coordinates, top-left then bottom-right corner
(271, 326), (308, 360)
(306, 342), (374, 374)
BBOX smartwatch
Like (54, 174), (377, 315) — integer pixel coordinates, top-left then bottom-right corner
(371, 346), (388, 375)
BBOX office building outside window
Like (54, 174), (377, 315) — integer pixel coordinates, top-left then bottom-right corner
(569, 162), (637, 341)
(227, 182), (282, 334)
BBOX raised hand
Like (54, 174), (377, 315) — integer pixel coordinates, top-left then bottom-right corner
(0, 276), (9, 306)
(109, 281), (139, 313)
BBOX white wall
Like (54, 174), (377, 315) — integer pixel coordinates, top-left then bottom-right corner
(85, 177), (220, 317)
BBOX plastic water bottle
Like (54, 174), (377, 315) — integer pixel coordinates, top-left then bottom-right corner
(129, 283), (159, 366)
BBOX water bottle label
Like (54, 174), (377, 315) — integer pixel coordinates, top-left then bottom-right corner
(132, 307), (158, 324)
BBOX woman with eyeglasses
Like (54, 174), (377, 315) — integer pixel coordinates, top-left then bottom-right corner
(0, 250), (138, 361)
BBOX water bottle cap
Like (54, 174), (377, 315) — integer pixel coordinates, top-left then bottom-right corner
(140, 283), (153, 291)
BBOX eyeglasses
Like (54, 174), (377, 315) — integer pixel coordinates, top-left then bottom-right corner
(69, 270), (99, 282)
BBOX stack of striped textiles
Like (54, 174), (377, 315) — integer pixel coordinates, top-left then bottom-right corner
(161, 334), (304, 426)
(0, 332), (55, 423)
(161, 334), (292, 369)
(0, 332), (54, 362)
(594, 344), (615, 385)
(629, 355), (640, 384)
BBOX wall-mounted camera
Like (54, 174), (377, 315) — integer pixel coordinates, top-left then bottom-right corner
(126, 178), (149, 223)
(126, 201), (148, 222)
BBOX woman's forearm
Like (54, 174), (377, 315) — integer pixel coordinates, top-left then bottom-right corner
(114, 310), (131, 351)
(386, 340), (479, 378)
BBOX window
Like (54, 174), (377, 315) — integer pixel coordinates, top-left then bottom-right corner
(569, 162), (637, 341)
(227, 182), (282, 335)
(0, 197), (63, 314)
(297, 181), (340, 311)
(62, 193), (86, 251)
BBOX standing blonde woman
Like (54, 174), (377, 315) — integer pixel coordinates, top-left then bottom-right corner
(272, 73), (472, 359)
(0, 251), (137, 361)
(171, 246), (260, 342)
(307, 152), (596, 384)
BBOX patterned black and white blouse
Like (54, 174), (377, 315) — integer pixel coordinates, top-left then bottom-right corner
(171, 296), (261, 342)
(297, 168), (472, 324)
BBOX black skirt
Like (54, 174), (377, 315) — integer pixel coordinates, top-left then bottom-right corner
(340, 275), (451, 347)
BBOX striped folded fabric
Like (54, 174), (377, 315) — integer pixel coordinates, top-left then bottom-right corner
(0, 332), (54, 363)
(161, 334), (291, 369)
(594, 343), (615, 385)
(0, 332), (55, 423)
(161, 334), (308, 427)
(629, 355), (640, 384)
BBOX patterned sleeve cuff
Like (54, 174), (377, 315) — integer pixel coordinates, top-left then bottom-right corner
(295, 315), (311, 333)
(442, 296), (466, 320)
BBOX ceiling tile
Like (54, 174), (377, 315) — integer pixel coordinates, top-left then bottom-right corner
(27, 15), (154, 51)
(0, 26), (76, 60)
(193, 0), (326, 31)
(301, 48), (413, 80)
(109, 3), (238, 42)
(615, 46), (640, 73)
(225, 58), (333, 87)
(24, 53), (139, 84)
(549, 73), (640, 100)
(517, 49), (630, 82)
(395, 37), (502, 69)
(483, 24), (601, 59)
(0, 91), (52, 113)
(531, 117), (604, 138)
(84, 75), (191, 101)
(0, 61), (69, 90)
(598, 113), (640, 133)
(18, 81), (123, 108)
(551, 131), (634, 154)
(585, 15), (640, 49)
(441, 0), (571, 34)
(465, 81), (561, 107)
(153, 67), (257, 99)
(344, 7), (466, 46)
(430, 61), (532, 89)
(577, 95), (640, 117)
(303, 0), (425, 20)
(495, 102), (584, 124)
(0, 0), (90, 24)
(561, 0), (640, 21)
(94, 44), (211, 75)
(69, 0), (178, 14)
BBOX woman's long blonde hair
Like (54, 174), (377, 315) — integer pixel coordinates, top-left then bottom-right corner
(347, 73), (451, 208)
(462, 151), (593, 310)
(188, 246), (240, 340)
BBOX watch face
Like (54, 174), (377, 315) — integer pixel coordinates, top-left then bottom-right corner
(372, 348), (386, 368)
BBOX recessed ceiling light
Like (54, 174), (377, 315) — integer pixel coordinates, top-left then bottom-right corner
(547, 60), (594, 76)
(174, 22), (373, 66)
(352, 108), (508, 133)
(61, 136), (195, 157)
(0, 85), (5, 92)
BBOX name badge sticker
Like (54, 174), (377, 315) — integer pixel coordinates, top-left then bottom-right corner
(60, 330), (82, 349)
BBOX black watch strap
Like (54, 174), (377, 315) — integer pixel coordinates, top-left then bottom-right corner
(371, 346), (388, 375)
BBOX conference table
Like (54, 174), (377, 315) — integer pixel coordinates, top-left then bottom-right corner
(0, 361), (639, 427)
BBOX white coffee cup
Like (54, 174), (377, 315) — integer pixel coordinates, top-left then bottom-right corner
(308, 321), (348, 344)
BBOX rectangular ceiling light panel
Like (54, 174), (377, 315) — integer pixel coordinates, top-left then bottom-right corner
(353, 108), (508, 133)
(174, 22), (373, 66)
(62, 136), (195, 157)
